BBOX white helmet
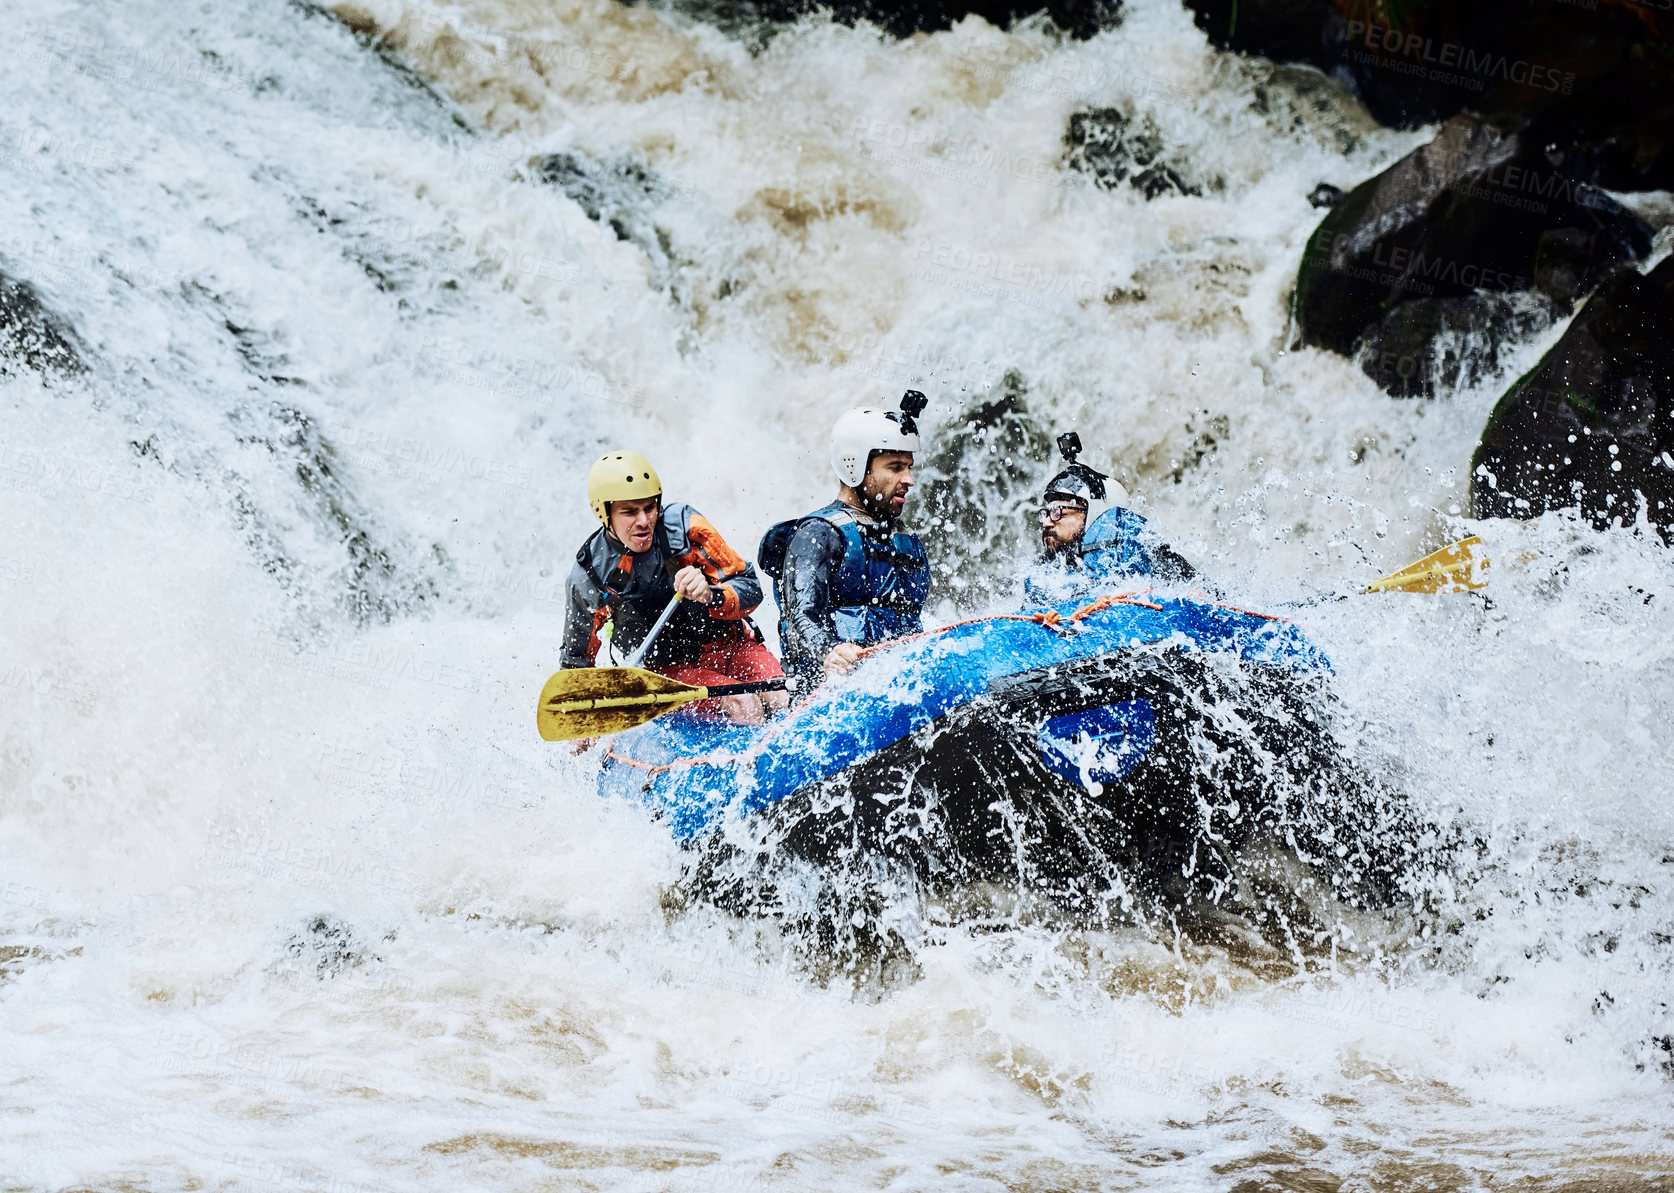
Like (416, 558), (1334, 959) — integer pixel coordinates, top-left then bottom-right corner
(830, 391), (926, 487)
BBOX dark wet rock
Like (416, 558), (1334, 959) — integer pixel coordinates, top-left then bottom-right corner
(1530, 65), (1674, 194)
(252, 400), (442, 625)
(1307, 182), (1343, 208)
(1065, 108), (1199, 199)
(529, 152), (679, 292)
(914, 369), (1052, 602)
(1471, 257), (1674, 536)
(177, 284), (444, 627)
(532, 153), (666, 240)
(644, 0), (1120, 40)
(1186, 0), (1674, 183)
(1295, 115), (1653, 397)
(294, 0), (471, 128)
(284, 915), (379, 978)
(1350, 290), (1561, 398)
(0, 274), (84, 379)
(1649, 1032), (1674, 1079)
(1190, 0), (1461, 127)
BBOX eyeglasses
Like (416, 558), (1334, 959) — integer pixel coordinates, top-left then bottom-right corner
(1039, 502), (1087, 524)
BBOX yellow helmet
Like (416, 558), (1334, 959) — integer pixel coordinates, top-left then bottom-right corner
(587, 450), (662, 526)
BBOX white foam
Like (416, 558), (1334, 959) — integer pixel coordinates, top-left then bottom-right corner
(2, 0), (1670, 1186)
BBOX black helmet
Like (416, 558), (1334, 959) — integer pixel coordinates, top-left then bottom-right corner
(1043, 432), (1108, 505)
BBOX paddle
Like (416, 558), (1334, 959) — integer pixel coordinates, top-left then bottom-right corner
(1363, 535), (1487, 593)
(538, 536), (1493, 742)
(536, 666), (789, 742)
(624, 593), (682, 668)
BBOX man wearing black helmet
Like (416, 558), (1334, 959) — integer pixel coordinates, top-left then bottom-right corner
(1027, 433), (1195, 602)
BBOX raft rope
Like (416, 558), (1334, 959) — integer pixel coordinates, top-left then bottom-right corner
(850, 589), (1163, 664)
(602, 590), (1282, 774)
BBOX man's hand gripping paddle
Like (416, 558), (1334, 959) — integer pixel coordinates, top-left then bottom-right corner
(537, 594), (787, 742)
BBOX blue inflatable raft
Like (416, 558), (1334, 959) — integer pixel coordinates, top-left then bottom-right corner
(598, 587), (1416, 914)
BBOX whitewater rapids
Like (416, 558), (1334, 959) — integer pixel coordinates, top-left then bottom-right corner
(1, 0), (1671, 1188)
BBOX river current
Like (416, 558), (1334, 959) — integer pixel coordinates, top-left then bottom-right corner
(2, 0), (1671, 1188)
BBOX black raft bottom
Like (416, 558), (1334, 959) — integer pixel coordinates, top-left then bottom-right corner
(672, 646), (1440, 968)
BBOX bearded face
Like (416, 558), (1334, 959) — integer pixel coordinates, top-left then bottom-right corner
(1039, 499), (1087, 558)
(860, 451), (915, 518)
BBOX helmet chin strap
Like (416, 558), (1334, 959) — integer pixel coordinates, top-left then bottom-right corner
(846, 468), (904, 521)
(604, 498), (660, 549)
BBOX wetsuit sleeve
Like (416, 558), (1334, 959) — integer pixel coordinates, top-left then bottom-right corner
(678, 512), (764, 620)
(560, 561), (607, 668)
(781, 519), (847, 670)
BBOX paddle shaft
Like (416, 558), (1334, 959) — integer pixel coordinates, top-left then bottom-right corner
(1278, 536), (1488, 606)
(552, 677), (787, 712)
(624, 594), (683, 668)
(702, 678), (789, 697)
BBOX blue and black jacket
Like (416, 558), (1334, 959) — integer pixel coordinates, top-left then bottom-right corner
(760, 501), (931, 682)
(1023, 505), (1196, 604)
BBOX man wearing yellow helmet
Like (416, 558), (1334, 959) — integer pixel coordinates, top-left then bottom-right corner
(561, 451), (784, 723)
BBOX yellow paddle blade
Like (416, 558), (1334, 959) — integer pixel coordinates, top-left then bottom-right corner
(536, 666), (709, 742)
(1365, 535), (1489, 594)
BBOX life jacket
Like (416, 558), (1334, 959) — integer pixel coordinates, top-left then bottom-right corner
(760, 500), (931, 648)
(576, 512), (744, 666)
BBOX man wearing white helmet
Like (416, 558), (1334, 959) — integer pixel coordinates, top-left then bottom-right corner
(759, 392), (932, 685)
(561, 450), (784, 722)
